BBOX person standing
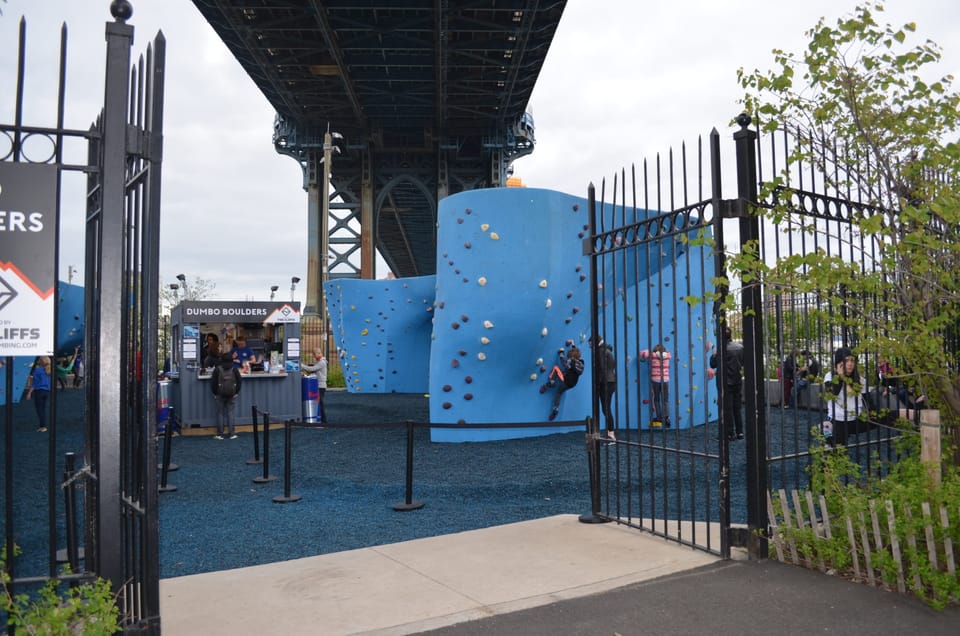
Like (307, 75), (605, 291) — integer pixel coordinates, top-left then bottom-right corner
(25, 356), (53, 432)
(230, 336), (257, 372)
(709, 326), (745, 440)
(591, 337), (617, 439)
(210, 352), (242, 439)
(641, 343), (672, 427)
(781, 349), (798, 408)
(822, 347), (869, 446)
(55, 346), (80, 390)
(301, 348), (329, 424)
(72, 348), (84, 388)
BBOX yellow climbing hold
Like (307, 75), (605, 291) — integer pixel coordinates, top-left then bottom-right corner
(481, 223), (490, 231)
(490, 232), (499, 240)
(361, 328), (369, 336)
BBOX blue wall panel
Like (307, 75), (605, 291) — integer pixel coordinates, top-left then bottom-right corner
(326, 275), (435, 394)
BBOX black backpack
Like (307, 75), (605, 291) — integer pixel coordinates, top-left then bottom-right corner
(565, 358), (585, 388)
(216, 366), (238, 398)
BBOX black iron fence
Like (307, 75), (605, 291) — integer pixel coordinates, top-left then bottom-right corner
(2, 5), (165, 633)
(586, 115), (928, 559)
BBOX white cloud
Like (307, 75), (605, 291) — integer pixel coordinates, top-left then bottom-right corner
(2, 0), (958, 304)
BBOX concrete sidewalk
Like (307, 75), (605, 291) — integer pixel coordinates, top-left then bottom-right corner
(159, 515), (718, 635)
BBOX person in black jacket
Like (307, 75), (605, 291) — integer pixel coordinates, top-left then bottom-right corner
(709, 326), (745, 440)
(590, 337), (618, 439)
(210, 352), (242, 440)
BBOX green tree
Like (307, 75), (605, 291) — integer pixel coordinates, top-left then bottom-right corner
(160, 275), (217, 312)
(736, 2), (960, 462)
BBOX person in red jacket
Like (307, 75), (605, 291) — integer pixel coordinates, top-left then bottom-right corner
(640, 343), (672, 427)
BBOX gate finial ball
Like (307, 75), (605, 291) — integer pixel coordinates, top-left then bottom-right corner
(736, 113), (752, 129)
(110, 0), (134, 22)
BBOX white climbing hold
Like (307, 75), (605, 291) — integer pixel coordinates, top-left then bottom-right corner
(481, 223), (490, 231)
(536, 358), (544, 366)
(530, 373), (538, 381)
(478, 276), (487, 286)
(480, 337), (490, 345)
(483, 320), (494, 329)
(539, 279), (548, 288)
(545, 298), (552, 308)
(490, 232), (499, 240)
(541, 327), (548, 337)
(477, 352), (486, 361)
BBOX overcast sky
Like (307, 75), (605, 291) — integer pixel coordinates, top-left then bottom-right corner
(2, 0), (958, 305)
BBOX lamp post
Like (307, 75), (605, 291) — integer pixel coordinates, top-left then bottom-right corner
(290, 276), (300, 302)
(270, 285), (279, 301)
(168, 283), (180, 305)
(176, 273), (188, 300)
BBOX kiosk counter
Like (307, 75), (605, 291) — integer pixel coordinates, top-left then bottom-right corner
(167, 300), (303, 428)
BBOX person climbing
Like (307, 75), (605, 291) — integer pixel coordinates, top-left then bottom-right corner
(540, 345), (585, 421)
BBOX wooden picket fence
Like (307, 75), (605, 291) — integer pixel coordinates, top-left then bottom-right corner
(767, 488), (957, 597)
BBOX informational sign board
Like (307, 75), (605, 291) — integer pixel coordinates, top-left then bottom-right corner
(0, 162), (58, 356)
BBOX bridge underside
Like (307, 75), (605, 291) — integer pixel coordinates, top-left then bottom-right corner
(192, 0), (566, 278)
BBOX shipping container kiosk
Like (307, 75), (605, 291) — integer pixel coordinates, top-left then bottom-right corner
(166, 300), (302, 428)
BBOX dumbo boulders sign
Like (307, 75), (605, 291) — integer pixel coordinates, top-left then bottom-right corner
(0, 162), (58, 356)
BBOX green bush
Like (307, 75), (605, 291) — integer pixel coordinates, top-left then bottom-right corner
(2, 546), (120, 635)
(770, 431), (960, 609)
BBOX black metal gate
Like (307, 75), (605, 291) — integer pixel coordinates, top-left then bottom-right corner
(2, 4), (165, 632)
(585, 115), (906, 559)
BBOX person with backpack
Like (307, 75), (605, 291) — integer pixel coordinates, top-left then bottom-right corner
(210, 352), (242, 439)
(540, 345), (585, 421)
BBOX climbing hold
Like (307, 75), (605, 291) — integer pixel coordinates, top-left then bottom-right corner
(490, 232), (499, 240)
(464, 393), (473, 400)
(566, 292), (573, 299)
(541, 327), (548, 337)
(539, 279), (548, 288)
(530, 373), (538, 381)
(572, 307), (580, 314)
(483, 320), (494, 329)
(579, 274), (586, 282)
(442, 402), (452, 409)
(360, 328), (369, 336)
(477, 352), (486, 361)
(480, 337), (490, 345)
(451, 359), (460, 368)
(465, 376), (473, 383)
(478, 276), (487, 286)
(442, 384), (452, 392)
(457, 217), (464, 224)
(465, 208), (472, 214)
(481, 223), (489, 231)
(451, 322), (460, 330)
(464, 241), (471, 249)
(461, 314), (469, 322)
(458, 350), (467, 356)
(536, 358), (543, 366)
(545, 298), (552, 308)
(573, 203), (579, 211)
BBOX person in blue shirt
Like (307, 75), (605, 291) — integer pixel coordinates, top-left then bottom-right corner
(25, 356), (53, 432)
(540, 346), (585, 422)
(230, 336), (257, 372)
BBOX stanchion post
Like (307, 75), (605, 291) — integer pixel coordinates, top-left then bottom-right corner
(273, 419), (302, 503)
(579, 416), (609, 524)
(393, 420), (424, 511)
(158, 406), (178, 472)
(159, 409), (177, 493)
(253, 411), (276, 483)
(62, 452), (82, 569)
(247, 404), (262, 465)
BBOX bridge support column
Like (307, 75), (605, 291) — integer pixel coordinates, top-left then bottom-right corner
(303, 150), (324, 358)
(360, 148), (375, 279)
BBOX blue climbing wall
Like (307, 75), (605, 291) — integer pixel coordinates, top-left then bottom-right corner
(325, 275), (435, 394)
(324, 187), (718, 441)
(429, 188), (593, 440)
